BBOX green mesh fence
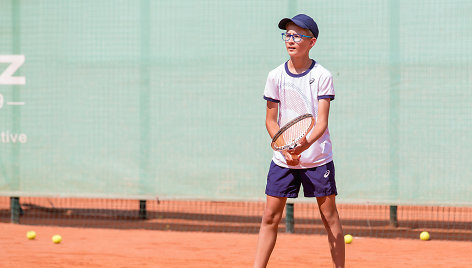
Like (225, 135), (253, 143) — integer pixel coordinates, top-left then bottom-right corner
(0, 0), (471, 239)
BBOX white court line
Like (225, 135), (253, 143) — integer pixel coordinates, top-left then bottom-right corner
(7, 102), (25, 105)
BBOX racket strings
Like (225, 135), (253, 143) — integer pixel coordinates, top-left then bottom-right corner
(274, 117), (312, 149)
(283, 118), (311, 143)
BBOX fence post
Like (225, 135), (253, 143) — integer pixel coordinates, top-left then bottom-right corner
(285, 203), (294, 233)
(10, 197), (20, 224)
(389, 205), (398, 227)
(139, 200), (147, 219)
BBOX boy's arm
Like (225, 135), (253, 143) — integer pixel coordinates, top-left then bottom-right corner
(265, 101), (279, 138)
(288, 98), (331, 155)
(266, 101), (300, 165)
(307, 98), (330, 144)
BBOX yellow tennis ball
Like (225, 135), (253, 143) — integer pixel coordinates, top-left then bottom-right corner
(26, 231), (36, 240)
(420, 231), (430, 241)
(52, 234), (62, 244)
(344, 234), (353, 244)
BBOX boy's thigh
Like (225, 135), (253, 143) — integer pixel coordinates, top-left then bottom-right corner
(300, 161), (337, 198)
(265, 161), (302, 198)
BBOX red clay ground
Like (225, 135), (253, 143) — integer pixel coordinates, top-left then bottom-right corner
(1, 223), (470, 268)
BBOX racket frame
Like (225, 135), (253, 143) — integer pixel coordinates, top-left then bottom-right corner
(271, 113), (315, 152)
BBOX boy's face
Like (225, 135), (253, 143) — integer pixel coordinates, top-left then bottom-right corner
(284, 23), (317, 57)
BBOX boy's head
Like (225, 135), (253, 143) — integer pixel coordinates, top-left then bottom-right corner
(278, 14), (319, 39)
(278, 14), (318, 58)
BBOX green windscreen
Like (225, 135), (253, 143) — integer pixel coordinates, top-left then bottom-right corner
(1, 0), (471, 206)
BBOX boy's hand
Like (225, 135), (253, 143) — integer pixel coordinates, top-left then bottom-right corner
(282, 151), (300, 166)
(287, 136), (311, 156)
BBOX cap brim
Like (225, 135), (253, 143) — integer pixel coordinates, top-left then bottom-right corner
(278, 18), (310, 33)
(278, 18), (293, 30)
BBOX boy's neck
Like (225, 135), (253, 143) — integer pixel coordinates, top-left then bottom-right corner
(287, 57), (313, 74)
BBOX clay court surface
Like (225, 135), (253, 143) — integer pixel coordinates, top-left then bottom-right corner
(1, 223), (470, 268)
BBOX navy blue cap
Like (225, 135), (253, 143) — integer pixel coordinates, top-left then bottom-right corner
(278, 14), (319, 39)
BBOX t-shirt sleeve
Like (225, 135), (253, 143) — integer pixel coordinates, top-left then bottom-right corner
(317, 72), (335, 101)
(263, 72), (280, 103)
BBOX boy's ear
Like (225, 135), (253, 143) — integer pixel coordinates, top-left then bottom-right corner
(309, 38), (317, 48)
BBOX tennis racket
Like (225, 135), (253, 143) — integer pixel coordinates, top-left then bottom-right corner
(271, 113), (315, 158)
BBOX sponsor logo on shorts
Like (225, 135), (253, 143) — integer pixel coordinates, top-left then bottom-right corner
(324, 170), (330, 178)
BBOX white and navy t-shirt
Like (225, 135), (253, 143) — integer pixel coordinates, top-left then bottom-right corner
(263, 60), (335, 169)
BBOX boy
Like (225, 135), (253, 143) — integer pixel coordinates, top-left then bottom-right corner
(254, 14), (345, 268)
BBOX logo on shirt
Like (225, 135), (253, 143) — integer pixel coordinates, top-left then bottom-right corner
(324, 170), (330, 178)
(309, 78), (315, 84)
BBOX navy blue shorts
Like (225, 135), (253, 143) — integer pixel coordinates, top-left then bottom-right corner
(265, 161), (337, 198)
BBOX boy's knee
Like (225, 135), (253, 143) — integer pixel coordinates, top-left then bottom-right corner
(262, 210), (283, 226)
(320, 208), (340, 224)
